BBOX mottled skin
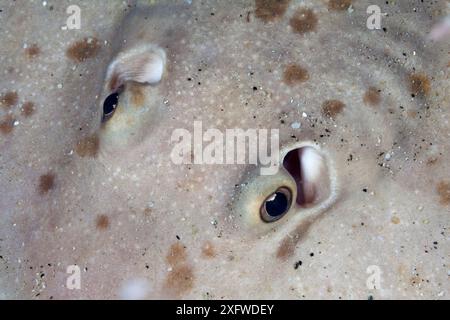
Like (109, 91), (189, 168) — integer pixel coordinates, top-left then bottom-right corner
(0, 0), (449, 299)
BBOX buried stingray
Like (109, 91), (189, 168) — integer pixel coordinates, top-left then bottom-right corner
(0, 0), (449, 299)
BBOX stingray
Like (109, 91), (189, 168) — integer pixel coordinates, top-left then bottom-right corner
(0, 0), (449, 299)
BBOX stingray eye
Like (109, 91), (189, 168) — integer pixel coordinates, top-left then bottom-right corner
(102, 92), (119, 122)
(260, 187), (292, 222)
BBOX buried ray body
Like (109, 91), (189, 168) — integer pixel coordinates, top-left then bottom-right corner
(0, 0), (449, 300)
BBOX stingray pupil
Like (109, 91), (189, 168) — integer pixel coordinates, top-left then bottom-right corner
(103, 92), (119, 116)
(265, 191), (289, 217)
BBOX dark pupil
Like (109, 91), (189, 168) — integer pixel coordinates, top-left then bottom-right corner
(265, 192), (289, 217)
(103, 92), (119, 115)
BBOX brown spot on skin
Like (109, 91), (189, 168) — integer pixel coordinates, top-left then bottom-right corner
(328, 0), (352, 11)
(21, 102), (35, 117)
(283, 64), (309, 86)
(289, 8), (318, 34)
(201, 242), (216, 259)
(96, 215), (109, 230)
(165, 264), (194, 295)
(277, 219), (314, 260)
(25, 44), (40, 58)
(38, 173), (55, 195)
(129, 83), (145, 106)
(0, 116), (15, 135)
(66, 37), (100, 63)
(165, 243), (195, 296)
(322, 99), (345, 118)
(437, 181), (450, 205)
(143, 207), (152, 216)
(409, 73), (431, 97)
(254, 0), (291, 23)
(407, 110), (417, 119)
(1, 91), (18, 109)
(75, 134), (99, 158)
(166, 243), (187, 266)
(426, 157), (438, 166)
(363, 87), (381, 106)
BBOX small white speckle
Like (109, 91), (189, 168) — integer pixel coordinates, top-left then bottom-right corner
(384, 152), (391, 161)
(302, 112), (308, 118)
(42, 1), (47, 7)
(57, 83), (63, 89)
(291, 122), (301, 129)
(13, 120), (19, 126)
